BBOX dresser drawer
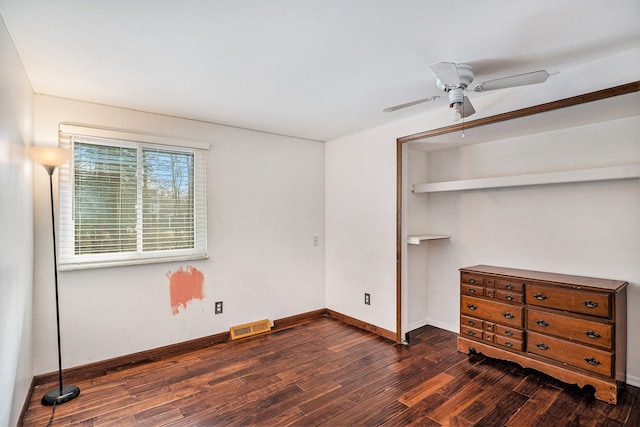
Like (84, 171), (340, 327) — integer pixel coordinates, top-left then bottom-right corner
(461, 283), (484, 296)
(495, 279), (524, 293)
(495, 334), (524, 351)
(527, 332), (612, 377)
(460, 324), (483, 340)
(527, 308), (612, 349)
(496, 290), (523, 304)
(525, 284), (611, 318)
(460, 315), (483, 330)
(460, 296), (523, 328)
(494, 324), (524, 341)
(461, 272), (484, 286)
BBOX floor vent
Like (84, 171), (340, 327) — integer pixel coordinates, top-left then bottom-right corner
(230, 319), (272, 340)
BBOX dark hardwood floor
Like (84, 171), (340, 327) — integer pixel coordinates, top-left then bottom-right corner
(22, 316), (639, 426)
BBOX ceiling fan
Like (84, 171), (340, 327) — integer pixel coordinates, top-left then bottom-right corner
(383, 62), (550, 121)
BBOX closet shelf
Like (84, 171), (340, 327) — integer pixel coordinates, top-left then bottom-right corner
(413, 164), (640, 194)
(407, 234), (451, 245)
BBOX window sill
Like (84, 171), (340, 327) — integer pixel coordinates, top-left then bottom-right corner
(58, 253), (209, 271)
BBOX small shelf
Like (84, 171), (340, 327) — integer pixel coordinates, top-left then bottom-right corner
(413, 164), (640, 194)
(407, 234), (451, 245)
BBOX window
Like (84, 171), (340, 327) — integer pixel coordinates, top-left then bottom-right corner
(58, 125), (207, 269)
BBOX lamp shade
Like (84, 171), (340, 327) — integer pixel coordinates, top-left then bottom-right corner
(28, 146), (71, 167)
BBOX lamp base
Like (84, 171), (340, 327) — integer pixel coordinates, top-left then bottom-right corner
(41, 384), (80, 406)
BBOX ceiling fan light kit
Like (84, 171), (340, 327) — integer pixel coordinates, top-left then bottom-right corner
(384, 62), (551, 121)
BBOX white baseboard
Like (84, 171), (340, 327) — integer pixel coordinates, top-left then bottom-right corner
(626, 373), (640, 388)
(426, 318), (458, 334)
(407, 319), (458, 334)
(405, 318), (459, 334)
(406, 320), (429, 333)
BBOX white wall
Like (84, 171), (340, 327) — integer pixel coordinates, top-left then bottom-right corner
(325, 126), (398, 333)
(325, 47), (640, 384)
(0, 16), (34, 427)
(32, 95), (325, 373)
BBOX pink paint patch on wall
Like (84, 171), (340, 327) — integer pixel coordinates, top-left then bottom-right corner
(168, 266), (205, 315)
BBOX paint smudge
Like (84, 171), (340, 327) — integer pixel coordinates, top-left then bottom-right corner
(168, 266), (204, 315)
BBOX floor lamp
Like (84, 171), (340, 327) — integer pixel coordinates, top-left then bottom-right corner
(28, 146), (81, 406)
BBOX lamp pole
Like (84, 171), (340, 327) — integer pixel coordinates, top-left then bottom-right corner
(28, 146), (80, 406)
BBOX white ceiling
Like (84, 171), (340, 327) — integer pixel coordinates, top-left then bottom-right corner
(1, 0), (639, 142)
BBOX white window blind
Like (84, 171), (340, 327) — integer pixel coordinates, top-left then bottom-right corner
(57, 126), (208, 269)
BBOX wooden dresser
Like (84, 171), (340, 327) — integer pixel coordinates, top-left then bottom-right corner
(457, 265), (627, 404)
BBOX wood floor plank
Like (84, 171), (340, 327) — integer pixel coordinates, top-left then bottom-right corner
(565, 391), (617, 427)
(293, 371), (399, 422)
(135, 408), (184, 426)
(21, 317), (640, 426)
(328, 330), (379, 352)
(624, 389), (640, 426)
(398, 372), (455, 407)
(382, 393), (448, 427)
(528, 384), (583, 427)
(504, 382), (563, 427)
(455, 367), (526, 424)
(607, 385), (639, 423)
(317, 390), (409, 426)
(73, 385), (206, 425)
(473, 391), (529, 427)
(426, 364), (512, 424)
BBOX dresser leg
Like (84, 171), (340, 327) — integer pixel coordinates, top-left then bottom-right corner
(594, 383), (618, 405)
(457, 337), (472, 354)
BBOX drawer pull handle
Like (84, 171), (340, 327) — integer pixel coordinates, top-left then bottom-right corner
(532, 293), (547, 301)
(467, 320), (475, 326)
(505, 284), (514, 290)
(584, 330), (601, 339)
(584, 357), (601, 366)
(504, 330), (514, 336)
(467, 304), (477, 311)
(581, 300), (599, 309)
(468, 288), (476, 294)
(469, 278), (476, 284)
(505, 294), (513, 301)
(535, 320), (549, 327)
(536, 343), (549, 350)
(505, 341), (513, 348)
(503, 312), (515, 319)
(467, 330), (476, 336)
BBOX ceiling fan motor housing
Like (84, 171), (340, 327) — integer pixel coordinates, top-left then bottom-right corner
(434, 63), (474, 107)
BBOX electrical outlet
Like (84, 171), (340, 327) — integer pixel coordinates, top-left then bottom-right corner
(364, 293), (370, 305)
(214, 301), (223, 314)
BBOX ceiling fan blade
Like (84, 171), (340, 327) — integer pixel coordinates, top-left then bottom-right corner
(430, 62), (460, 86)
(471, 70), (550, 92)
(383, 96), (440, 113)
(461, 96), (475, 118)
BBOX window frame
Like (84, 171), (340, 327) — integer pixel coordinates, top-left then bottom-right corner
(57, 124), (208, 270)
